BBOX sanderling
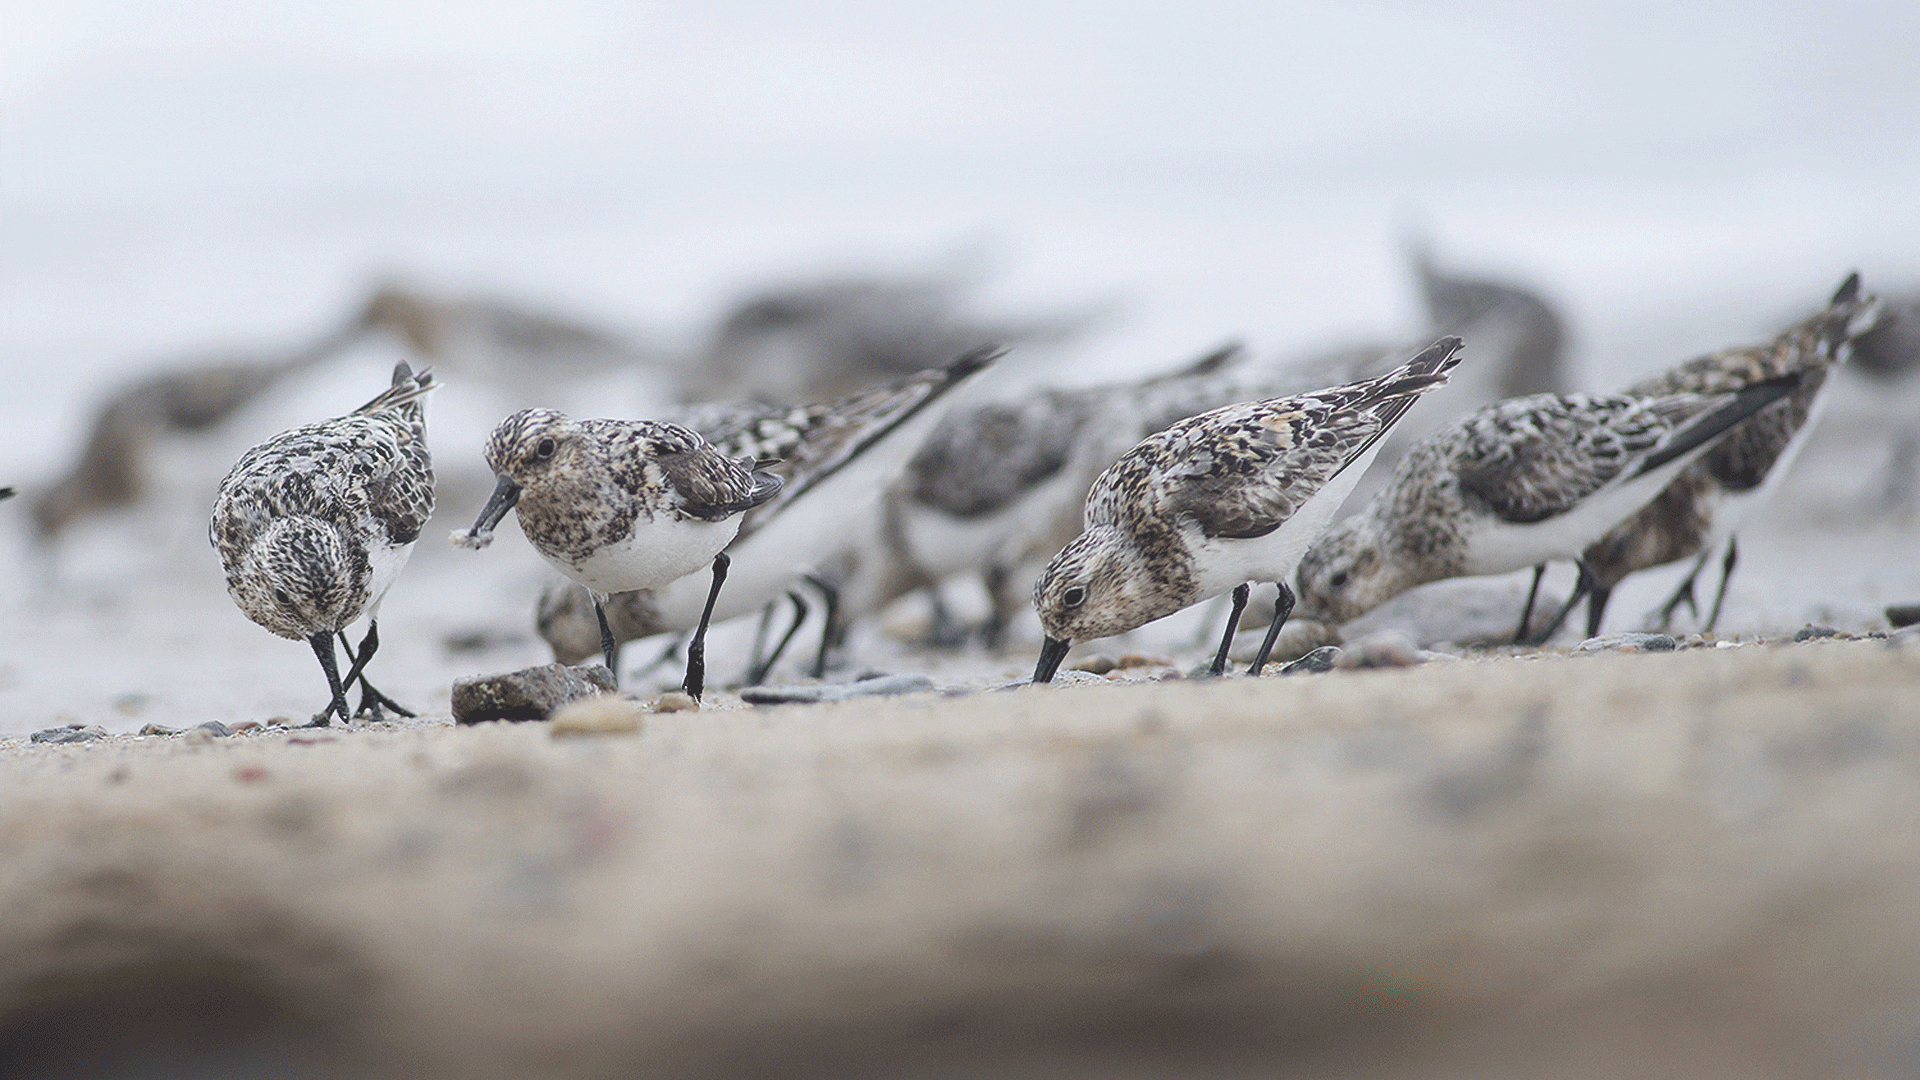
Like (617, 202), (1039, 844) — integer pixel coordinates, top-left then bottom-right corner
(1294, 370), (1810, 636)
(452, 409), (783, 701)
(532, 346), (1002, 682)
(1541, 272), (1882, 638)
(210, 362), (436, 725)
(887, 342), (1248, 647)
(1030, 337), (1466, 684)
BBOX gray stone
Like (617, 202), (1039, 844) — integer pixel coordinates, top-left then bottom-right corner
(743, 674), (937, 705)
(1793, 625), (1843, 642)
(1887, 603), (1920, 629)
(1280, 646), (1342, 675)
(1573, 632), (1678, 655)
(194, 721), (234, 738)
(452, 663), (618, 724)
(30, 725), (107, 744)
(138, 723), (181, 737)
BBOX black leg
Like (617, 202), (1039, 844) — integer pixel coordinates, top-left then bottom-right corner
(1584, 583), (1613, 640)
(595, 599), (621, 687)
(333, 622), (416, 720)
(746, 601), (777, 681)
(1209, 583), (1251, 677)
(1655, 549), (1710, 630)
(1704, 536), (1738, 634)
(683, 553), (730, 701)
(1513, 564), (1546, 644)
(748, 589), (810, 686)
(1531, 563), (1592, 646)
(1248, 582), (1297, 676)
(922, 584), (967, 649)
(307, 631), (349, 727)
(805, 572), (841, 680)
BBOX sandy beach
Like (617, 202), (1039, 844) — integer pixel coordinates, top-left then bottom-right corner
(3, 635), (1918, 1078)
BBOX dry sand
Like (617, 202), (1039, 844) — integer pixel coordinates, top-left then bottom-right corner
(3, 635), (1918, 1079)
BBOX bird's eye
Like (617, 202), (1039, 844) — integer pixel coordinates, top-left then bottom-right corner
(1061, 585), (1088, 609)
(273, 587), (293, 608)
(1328, 570), (1349, 589)
(535, 437), (556, 459)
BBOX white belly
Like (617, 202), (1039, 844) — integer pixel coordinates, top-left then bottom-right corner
(542, 513), (741, 595)
(363, 539), (416, 621)
(1458, 448), (1708, 577)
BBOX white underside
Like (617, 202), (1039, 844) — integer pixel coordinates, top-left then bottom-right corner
(541, 512), (742, 596)
(363, 540), (415, 622)
(1187, 432), (1393, 600)
(896, 462), (1087, 581)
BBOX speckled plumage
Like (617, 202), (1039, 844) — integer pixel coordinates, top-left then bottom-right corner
(1031, 338), (1464, 678)
(210, 363), (435, 723)
(529, 347), (1001, 673)
(1296, 371), (1809, 628)
(1564, 273), (1882, 635)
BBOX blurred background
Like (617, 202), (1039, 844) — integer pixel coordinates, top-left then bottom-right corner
(4, 0), (1919, 730)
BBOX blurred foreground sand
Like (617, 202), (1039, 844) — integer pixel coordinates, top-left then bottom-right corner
(2, 637), (1917, 1079)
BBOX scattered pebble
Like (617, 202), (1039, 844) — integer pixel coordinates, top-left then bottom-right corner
(1114, 653), (1172, 670)
(195, 721), (234, 737)
(1573, 632), (1678, 655)
(452, 663), (618, 724)
(652, 691), (699, 713)
(1280, 646), (1341, 675)
(230, 720), (264, 734)
(1793, 625), (1843, 642)
(550, 697), (646, 736)
(1888, 603), (1920, 629)
(138, 723), (181, 737)
(1333, 629), (1426, 670)
(742, 674), (937, 705)
(1071, 654), (1118, 675)
(30, 724), (107, 744)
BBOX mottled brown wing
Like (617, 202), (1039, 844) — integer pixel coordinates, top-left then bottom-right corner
(1454, 395), (1661, 523)
(1143, 401), (1390, 540)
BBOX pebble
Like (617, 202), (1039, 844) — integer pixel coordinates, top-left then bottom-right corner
(1114, 653), (1172, 670)
(138, 723), (181, 737)
(652, 691), (699, 713)
(1280, 646), (1342, 675)
(549, 697), (646, 737)
(1887, 603), (1920, 630)
(185, 722), (233, 745)
(30, 724), (107, 744)
(742, 674), (937, 705)
(1070, 655), (1119, 675)
(1231, 619), (1343, 665)
(1793, 625), (1843, 642)
(452, 663), (618, 724)
(1332, 630), (1426, 670)
(1572, 632), (1678, 655)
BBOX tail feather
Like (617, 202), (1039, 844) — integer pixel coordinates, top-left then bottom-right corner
(354, 364), (437, 415)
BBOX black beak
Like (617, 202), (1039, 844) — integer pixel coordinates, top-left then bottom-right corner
(458, 474), (522, 547)
(1033, 636), (1072, 684)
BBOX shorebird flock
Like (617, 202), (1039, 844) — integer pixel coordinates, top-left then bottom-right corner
(174, 266), (1904, 723)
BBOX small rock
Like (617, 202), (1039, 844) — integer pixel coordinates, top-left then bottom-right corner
(1071, 654), (1119, 675)
(1333, 629), (1426, 670)
(1114, 653), (1172, 671)
(452, 663), (618, 724)
(195, 721), (234, 738)
(1887, 603), (1920, 629)
(1231, 619), (1342, 665)
(30, 725), (107, 744)
(997, 669), (1107, 690)
(1573, 632), (1678, 655)
(742, 674), (937, 705)
(230, 720), (264, 734)
(138, 723), (181, 737)
(550, 697), (646, 736)
(652, 691), (699, 713)
(1793, 625), (1843, 642)
(1280, 646), (1341, 675)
